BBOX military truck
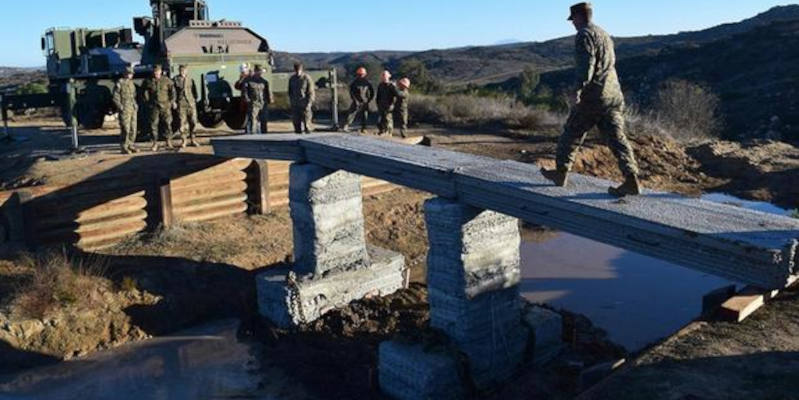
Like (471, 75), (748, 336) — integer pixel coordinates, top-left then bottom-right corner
(3, 0), (336, 132)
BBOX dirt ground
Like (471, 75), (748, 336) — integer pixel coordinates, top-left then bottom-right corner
(3, 117), (799, 399)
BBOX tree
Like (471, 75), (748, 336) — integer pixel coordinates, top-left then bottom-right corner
(396, 59), (442, 94)
(518, 66), (540, 102)
(16, 81), (48, 95)
(652, 79), (721, 139)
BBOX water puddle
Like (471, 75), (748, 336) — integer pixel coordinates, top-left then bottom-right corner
(0, 319), (285, 400)
(520, 193), (788, 352)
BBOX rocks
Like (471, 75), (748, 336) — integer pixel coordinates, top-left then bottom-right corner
(523, 306), (564, 365)
(378, 341), (465, 400)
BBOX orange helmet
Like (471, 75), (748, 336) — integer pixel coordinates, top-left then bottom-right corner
(398, 78), (411, 89)
(355, 67), (367, 77)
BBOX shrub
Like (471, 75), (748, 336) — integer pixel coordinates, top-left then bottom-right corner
(15, 81), (48, 95)
(409, 93), (563, 132)
(12, 251), (109, 319)
(651, 79), (722, 140)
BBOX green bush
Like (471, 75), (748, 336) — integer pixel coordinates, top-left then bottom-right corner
(16, 81), (48, 95)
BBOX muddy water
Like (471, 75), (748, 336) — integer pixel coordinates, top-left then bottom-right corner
(0, 320), (292, 400)
(520, 194), (788, 352)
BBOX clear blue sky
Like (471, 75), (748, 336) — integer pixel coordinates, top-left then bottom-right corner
(1, 0), (795, 67)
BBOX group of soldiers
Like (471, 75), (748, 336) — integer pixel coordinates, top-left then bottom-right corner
(342, 68), (411, 137)
(110, 2), (641, 196)
(112, 64), (199, 154)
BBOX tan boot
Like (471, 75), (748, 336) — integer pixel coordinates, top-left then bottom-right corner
(180, 138), (187, 149)
(189, 137), (200, 147)
(540, 167), (569, 187)
(151, 142), (159, 152)
(608, 175), (642, 197)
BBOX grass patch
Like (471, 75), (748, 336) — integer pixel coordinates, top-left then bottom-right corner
(9, 250), (110, 319)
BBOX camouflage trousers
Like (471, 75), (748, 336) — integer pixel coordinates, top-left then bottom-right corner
(119, 108), (138, 150)
(377, 108), (394, 135)
(394, 108), (409, 135)
(149, 106), (173, 145)
(177, 102), (198, 139)
(245, 104), (268, 134)
(555, 102), (639, 176)
(344, 103), (369, 131)
(291, 106), (313, 133)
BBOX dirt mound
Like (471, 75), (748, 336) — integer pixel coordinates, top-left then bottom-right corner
(689, 140), (799, 208)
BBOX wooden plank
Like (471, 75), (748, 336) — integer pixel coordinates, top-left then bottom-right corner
(718, 285), (784, 322)
(172, 193), (248, 216)
(159, 181), (174, 228)
(171, 181), (248, 205)
(247, 160), (270, 215)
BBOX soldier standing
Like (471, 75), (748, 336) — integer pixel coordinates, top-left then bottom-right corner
(541, 2), (641, 196)
(342, 67), (375, 133)
(394, 78), (411, 138)
(244, 65), (273, 134)
(376, 70), (398, 136)
(112, 66), (139, 154)
(173, 65), (199, 148)
(288, 62), (316, 134)
(142, 64), (176, 151)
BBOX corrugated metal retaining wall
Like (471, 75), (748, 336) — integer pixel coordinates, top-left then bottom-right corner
(0, 159), (397, 251)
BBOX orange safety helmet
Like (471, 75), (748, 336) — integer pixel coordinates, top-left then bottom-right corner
(355, 67), (367, 77)
(398, 77), (411, 89)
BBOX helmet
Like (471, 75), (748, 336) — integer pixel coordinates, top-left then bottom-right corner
(398, 78), (411, 89)
(356, 67), (367, 77)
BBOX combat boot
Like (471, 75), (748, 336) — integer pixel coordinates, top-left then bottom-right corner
(129, 146), (139, 154)
(189, 137), (200, 147)
(179, 138), (187, 149)
(121, 147), (132, 155)
(608, 175), (642, 197)
(540, 167), (569, 187)
(150, 143), (159, 152)
(399, 129), (407, 138)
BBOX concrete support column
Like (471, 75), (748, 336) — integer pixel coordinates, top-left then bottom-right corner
(424, 198), (527, 389)
(257, 163), (406, 328)
(289, 164), (370, 276)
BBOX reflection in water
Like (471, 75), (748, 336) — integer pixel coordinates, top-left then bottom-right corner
(520, 235), (733, 351)
(521, 194), (787, 352)
(0, 320), (279, 400)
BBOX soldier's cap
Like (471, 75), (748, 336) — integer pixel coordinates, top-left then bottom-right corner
(124, 66), (134, 75)
(179, 64), (187, 70)
(254, 64), (265, 72)
(568, 2), (592, 20)
(153, 64), (163, 72)
(398, 78), (411, 89)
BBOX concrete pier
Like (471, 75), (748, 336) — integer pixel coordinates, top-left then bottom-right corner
(256, 164), (407, 328)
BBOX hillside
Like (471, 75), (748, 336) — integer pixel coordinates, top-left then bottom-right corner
(277, 5), (799, 85)
(538, 19), (799, 141)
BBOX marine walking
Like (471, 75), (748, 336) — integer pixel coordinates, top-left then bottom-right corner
(542, 2), (642, 197)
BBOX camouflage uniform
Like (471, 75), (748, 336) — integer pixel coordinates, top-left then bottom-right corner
(376, 81), (398, 135)
(112, 76), (138, 151)
(555, 22), (639, 177)
(288, 73), (316, 133)
(244, 76), (273, 134)
(393, 87), (410, 137)
(142, 75), (176, 147)
(173, 74), (198, 143)
(343, 77), (375, 132)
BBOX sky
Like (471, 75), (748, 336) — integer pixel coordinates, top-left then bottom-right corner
(1, 0), (795, 67)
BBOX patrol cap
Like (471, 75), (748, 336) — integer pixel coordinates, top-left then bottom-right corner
(178, 64), (187, 70)
(568, 2), (592, 21)
(153, 64), (163, 72)
(124, 66), (134, 75)
(254, 64), (265, 73)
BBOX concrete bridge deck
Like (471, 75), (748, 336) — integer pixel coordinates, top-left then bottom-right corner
(212, 133), (799, 289)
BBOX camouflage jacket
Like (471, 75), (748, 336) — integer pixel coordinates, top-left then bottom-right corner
(288, 73), (315, 109)
(574, 23), (624, 106)
(394, 87), (409, 112)
(112, 78), (138, 112)
(142, 76), (175, 109)
(376, 82), (399, 112)
(173, 75), (196, 106)
(244, 76), (273, 106)
(349, 77), (375, 105)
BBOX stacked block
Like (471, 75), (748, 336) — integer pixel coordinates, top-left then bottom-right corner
(256, 164), (406, 328)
